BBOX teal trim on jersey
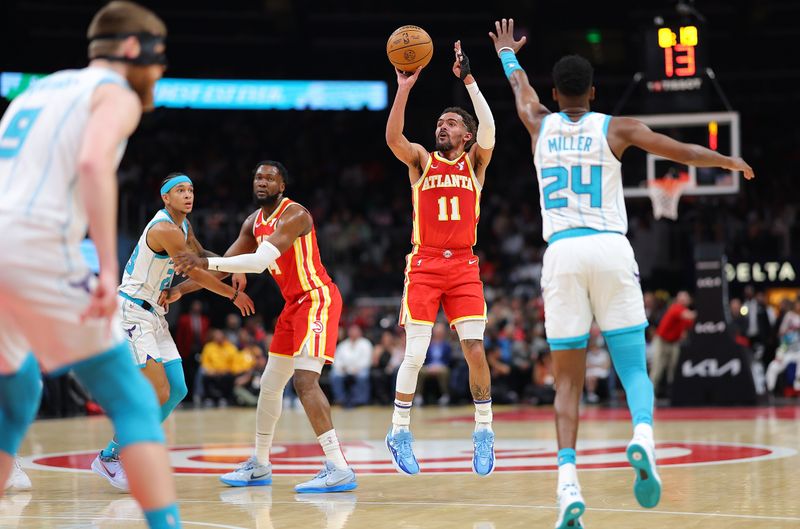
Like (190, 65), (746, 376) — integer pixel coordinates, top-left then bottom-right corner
(145, 218), (175, 258)
(24, 92), (83, 213)
(601, 321), (649, 337)
(163, 358), (183, 367)
(557, 111), (594, 124)
(602, 114), (612, 137)
(548, 333), (590, 351)
(118, 291), (156, 313)
(548, 227), (623, 245)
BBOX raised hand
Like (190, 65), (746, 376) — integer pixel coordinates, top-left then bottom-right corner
(395, 66), (422, 90)
(489, 18), (527, 55)
(452, 40), (472, 81)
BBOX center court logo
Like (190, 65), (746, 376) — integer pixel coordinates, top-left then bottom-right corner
(22, 439), (795, 476)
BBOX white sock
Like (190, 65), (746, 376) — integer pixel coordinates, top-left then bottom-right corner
(557, 463), (579, 490)
(633, 423), (654, 444)
(474, 399), (493, 432)
(318, 429), (348, 470)
(392, 399), (412, 435)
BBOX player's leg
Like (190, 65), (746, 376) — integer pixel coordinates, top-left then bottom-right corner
(70, 342), (180, 528)
(444, 257), (494, 476)
(293, 355), (357, 493)
(592, 235), (659, 509)
(96, 307), (164, 490)
(0, 351), (41, 496)
(293, 285), (356, 493)
(541, 240), (592, 528)
(155, 321), (188, 423)
(220, 315), (295, 487)
(388, 260), (440, 475)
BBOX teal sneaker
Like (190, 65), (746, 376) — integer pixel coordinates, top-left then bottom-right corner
(294, 461), (357, 493)
(219, 456), (272, 487)
(385, 427), (420, 475)
(626, 437), (662, 508)
(472, 429), (495, 476)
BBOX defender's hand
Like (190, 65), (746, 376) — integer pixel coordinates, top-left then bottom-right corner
(489, 18), (527, 55)
(726, 157), (755, 180)
(173, 252), (207, 275)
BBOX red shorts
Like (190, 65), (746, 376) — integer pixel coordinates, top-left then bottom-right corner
(270, 282), (342, 362)
(399, 246), (486, 327)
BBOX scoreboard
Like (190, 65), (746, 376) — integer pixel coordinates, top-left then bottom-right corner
(645, 24), (706, 94)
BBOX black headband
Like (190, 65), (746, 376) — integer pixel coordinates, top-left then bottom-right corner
(90, 31), (167, 66)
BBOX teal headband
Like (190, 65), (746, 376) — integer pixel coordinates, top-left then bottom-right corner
(160, 175), (193, 195)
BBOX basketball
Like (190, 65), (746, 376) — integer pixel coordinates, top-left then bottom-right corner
(386, 25), (433, 73)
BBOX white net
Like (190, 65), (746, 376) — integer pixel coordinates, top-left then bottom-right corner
(648, 179), (687, 220)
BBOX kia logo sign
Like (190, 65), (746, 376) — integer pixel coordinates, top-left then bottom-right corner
(694, 321), (727, 334)
(682, 358), (741, 378)
(696, 276), (722, 288)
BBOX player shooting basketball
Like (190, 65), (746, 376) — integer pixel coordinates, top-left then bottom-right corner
(384, 40), (497, 476)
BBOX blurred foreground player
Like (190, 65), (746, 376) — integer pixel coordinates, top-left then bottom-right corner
(0, 2), (183, 527)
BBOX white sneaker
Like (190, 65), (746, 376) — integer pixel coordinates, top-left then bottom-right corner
(91, 452), (130, 491)
(4, 458), (31, 491)
(626, 436), (662, 508)
(554, 483), (585, 529)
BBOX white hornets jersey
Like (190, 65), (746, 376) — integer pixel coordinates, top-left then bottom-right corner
(119, 210), (188, 315)
(534, 112), (627, 242)
(0, 67), (129, 248)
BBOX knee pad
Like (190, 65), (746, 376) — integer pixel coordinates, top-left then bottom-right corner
(454, 319), (486, 342)
(396, 323), (432, 394)
(0, 353), (42, 455)
(260, 355), (294, 398)
(401, 323), (432, 370)
(72, 342), (164, 448)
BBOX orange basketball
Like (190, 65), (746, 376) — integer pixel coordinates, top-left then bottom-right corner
(386, 25), (433, 73)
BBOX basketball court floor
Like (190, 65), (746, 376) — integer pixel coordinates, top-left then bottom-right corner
(3, 404), (799, 528)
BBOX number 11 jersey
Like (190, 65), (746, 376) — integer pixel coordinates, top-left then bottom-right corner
(411, 151), (481, 250)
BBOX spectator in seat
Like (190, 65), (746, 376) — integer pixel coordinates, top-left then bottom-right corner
(199, 329), (240, 406)
(331, 324), (373, 407)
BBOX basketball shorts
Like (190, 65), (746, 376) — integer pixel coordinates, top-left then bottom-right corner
(270, 282), (342, 362)
(399, 246), (487, 327)
(0, 223), (124, 375)
(541, 231), (647, 347)
(119, 297), (181, 368)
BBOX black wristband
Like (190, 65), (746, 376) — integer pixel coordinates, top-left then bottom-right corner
(231, 289), (239, 302)
(459, 52), (471, 80)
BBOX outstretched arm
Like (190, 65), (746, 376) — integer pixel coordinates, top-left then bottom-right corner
(150, 223), (255, 316)
(453, 40), (495, 182)
(173, 205), (312, 275)
(165, 212), (259, 301)
(489, 19), (550, 141)
(385, 67), (430, 183)
(610, 117), (754, 179)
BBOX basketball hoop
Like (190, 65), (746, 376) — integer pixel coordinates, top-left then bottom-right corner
(648, 178), (688, 220)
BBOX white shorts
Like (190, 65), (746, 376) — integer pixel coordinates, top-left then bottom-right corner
(541, 232), (647, 349)
(120, 299), (181, 368)
(0, 224), (124, 375)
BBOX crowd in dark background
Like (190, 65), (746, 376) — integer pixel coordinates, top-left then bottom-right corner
(5, 0), (800, 415)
